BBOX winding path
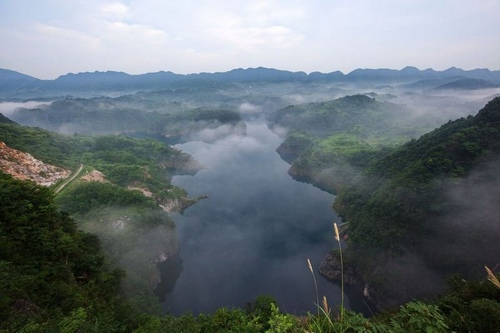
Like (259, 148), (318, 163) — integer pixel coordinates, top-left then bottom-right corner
(54, 163), (84, 194)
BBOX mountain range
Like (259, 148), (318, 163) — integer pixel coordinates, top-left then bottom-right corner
(1, 66), (500, 95)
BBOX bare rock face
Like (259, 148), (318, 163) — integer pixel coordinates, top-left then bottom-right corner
(319, 250), (363, 286)
(0, 141), (70, 186)
(80, 169), (107, 182)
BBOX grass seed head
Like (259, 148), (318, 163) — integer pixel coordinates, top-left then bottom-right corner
(307, 258), (313, 274)
(333, 223), (340, 242)
(322, 296), (329, 314)
(485, 266), (500, 289)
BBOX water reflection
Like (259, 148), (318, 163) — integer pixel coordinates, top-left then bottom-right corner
(157, 120), (348, 315)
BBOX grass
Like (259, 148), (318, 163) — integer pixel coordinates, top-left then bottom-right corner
(306, 222), (347, 332)
(307, 258), (319, 316)
(333, 222), (345, 325)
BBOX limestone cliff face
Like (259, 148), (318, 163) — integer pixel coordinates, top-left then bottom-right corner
(0, 141), (70, 186)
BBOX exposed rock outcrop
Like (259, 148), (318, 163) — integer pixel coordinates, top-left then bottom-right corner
(319, 250), (364, 287)
(0, 141), (70, 186)
(80, 169), (107, 182)
(319, 250), (398, 311)
(160, 195), (209, 213)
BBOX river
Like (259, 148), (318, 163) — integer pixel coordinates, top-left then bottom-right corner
(156, 120), (364, 315)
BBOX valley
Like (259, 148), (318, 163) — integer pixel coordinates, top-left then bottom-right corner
(1, 66), (499, 332)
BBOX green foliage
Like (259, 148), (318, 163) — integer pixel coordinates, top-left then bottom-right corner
(11, 96), (245, 140)
(56, 181), (156, 213)
(268, 95), (416, 138)
(198, 307), (261, 333)
(270, 95), (428, 193)
(388, 302), (449, 333)
(0, 119), (193, 202)
(336, 98), (500, 251)
(265, 303), (300, 333)
(0, 171), (130, 331)
(436, 275), (500, 333)
(0, 123), (90, 168)
(246, 295), (279, 331)
(0, 123), (194, 315)
(276, 131), (318, 162)
(326, 97), (500, 311)
(132, 301), (301, 333)
(307, 302), (449, 333)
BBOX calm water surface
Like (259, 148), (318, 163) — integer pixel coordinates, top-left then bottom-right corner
(157, 120), (360, 315)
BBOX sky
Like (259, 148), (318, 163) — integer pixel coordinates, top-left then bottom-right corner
(1, 0), (499, 79)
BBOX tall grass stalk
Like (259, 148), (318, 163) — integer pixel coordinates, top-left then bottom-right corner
(334, 222), (345, 325)
(307, 258), (319, 316)
(485, 266), (500, 289)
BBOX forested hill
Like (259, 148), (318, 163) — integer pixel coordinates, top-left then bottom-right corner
(10, 97), (246, 141)
(0, 171), (132, 331)
(365, 96), (500, 182)
(267, 94), (414, 137)
(268, 95), (433, 192)
(0, 116), (205, 313)
(332, 97), (500, 308)
(0, 113), (17, 124)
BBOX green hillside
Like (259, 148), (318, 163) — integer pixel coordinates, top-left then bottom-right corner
(333, 97), (500, 308)
(337, 97), (500, 250)
(2, 170), (499, 333)
(0, 120), (201, 313)
(10, 96), (246, 142)
(268, 95), (416, 138)
(268, 94), (500, 311)
(269, 95), (429, 192)
(0, 172), (131, 331)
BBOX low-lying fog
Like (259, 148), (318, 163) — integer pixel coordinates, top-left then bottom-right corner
(0, 101), (51, 116)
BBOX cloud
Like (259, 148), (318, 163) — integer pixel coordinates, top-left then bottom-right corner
(1, 0), (499, 78)
(99, 1), (130, 19)
(238, 103), (262, 114)
(187, 124), (244, 144)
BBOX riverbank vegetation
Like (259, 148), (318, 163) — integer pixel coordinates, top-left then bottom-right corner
(270, 93), (500, 312)
(333, 97), (500, 308)
(2, 173), (499, 331)
(0, 120), (200, 313)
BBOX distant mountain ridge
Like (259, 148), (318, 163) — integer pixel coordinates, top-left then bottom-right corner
(434, 78), (499, 90)
(1, 66), (500, 95)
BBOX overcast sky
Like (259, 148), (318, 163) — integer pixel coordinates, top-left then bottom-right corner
(1, 0), (499, 79)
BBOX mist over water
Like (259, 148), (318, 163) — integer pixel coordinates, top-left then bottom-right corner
(157, 119), (357, 315)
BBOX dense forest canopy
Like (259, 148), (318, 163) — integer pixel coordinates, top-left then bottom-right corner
(0, 171), (130, 331)
(268, 95), (441, 192)
(329, 97), (500, 308)
(0, 119), (201, 315)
